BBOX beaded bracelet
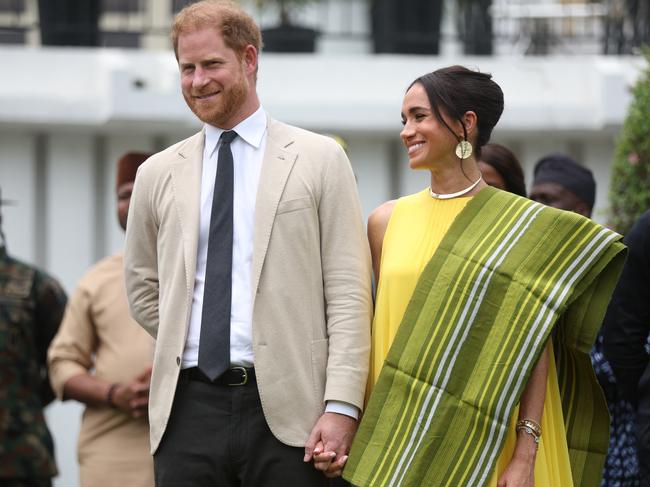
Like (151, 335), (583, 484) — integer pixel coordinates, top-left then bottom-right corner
(106, 383), (119, 409)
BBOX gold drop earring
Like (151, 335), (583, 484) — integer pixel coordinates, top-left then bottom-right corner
(455, 139), (473, 160)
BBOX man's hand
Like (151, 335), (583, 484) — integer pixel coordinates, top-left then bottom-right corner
(303, 412), (358, 477)
(111, 365), (152, 418)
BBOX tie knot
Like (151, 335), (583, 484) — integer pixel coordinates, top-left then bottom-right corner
(220, 130), (237, 145)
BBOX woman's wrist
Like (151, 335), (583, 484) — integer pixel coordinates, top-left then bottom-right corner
(514, 430), (538, 462)
(515, 418), (541, 456)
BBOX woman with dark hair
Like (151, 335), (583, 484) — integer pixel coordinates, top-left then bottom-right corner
(336, 66), (625, 486)
(478, 143), (527, 197)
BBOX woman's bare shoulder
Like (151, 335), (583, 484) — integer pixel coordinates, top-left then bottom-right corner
(368, 200), (398, 241)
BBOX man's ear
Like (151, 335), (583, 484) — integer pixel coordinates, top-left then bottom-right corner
(242, 44), (258, 76)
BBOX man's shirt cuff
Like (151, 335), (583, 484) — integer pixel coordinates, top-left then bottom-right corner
(325, 400), (359, 420)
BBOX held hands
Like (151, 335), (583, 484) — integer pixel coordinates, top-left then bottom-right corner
(303, 412), (358, 478)
(311, 440), (348, 478)
(110, 365), (152, 418)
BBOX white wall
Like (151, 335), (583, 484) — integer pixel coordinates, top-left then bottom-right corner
(0, 133), (37, 263)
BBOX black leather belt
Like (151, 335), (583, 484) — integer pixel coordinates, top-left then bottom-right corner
(182, 366), (255, 386)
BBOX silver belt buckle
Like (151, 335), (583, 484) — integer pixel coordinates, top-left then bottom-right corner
(229, 366), (248, 386)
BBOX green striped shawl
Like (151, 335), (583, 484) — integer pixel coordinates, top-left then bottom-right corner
(344, 187), (626, 487)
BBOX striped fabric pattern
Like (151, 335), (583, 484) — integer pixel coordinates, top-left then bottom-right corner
(344, 187), (626, 487)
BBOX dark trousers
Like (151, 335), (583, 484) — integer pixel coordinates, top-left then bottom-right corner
(154, 370), (333, 487)
(2, 479), (52, 487)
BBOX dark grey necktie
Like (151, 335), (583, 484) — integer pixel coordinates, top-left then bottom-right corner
(198, 130), (237, 381)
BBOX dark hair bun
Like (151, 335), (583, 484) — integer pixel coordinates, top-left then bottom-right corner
(413, 65), (504, 155)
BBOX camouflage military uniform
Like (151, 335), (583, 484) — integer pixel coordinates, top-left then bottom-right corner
(0, 247), (66, 487)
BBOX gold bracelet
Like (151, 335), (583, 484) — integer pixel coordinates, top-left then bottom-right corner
(516, 419), (541, 437)
(515, 424), (540, 444)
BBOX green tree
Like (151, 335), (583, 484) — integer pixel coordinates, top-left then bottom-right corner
(609, 52), (650, 234)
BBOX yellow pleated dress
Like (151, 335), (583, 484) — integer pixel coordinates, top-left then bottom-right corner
(369, 189), (574, 486)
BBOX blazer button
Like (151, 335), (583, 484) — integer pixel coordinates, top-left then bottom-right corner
(176, 356), (180, 366)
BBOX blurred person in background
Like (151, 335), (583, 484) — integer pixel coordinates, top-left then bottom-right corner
(530, 154), (640, 486)
(0, 188), (67, 487)
(603, 210), (650, 487)
(477, 142), (527, 196)
(47, 152), (155, 487)
(529, 154), (594, 217)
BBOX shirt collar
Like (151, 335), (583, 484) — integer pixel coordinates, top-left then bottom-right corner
(204, 106), (267, 157)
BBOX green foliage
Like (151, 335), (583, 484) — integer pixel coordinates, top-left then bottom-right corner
(609, 51), (650, 235)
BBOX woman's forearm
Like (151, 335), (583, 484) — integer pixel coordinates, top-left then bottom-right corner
(514, 342), (549, 461)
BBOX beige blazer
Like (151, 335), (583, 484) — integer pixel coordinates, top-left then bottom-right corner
(124, 116), (372, 453)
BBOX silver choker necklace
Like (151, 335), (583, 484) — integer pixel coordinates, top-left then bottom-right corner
(429, 176), (482, 200)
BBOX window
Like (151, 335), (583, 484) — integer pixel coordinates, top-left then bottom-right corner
(172, 0), (192, 14)
(102, 0), (142, 13)
(0, 0), (25, 13)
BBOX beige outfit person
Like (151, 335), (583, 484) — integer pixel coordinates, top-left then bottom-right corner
(125, 116), (372, 453)
(48, 253), (154, 487)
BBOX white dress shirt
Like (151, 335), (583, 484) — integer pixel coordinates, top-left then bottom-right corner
(182, 106), (266, 369)
(181, 106), (358, 419)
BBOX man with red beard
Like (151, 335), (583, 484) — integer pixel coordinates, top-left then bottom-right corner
(123, 1), (372, 486)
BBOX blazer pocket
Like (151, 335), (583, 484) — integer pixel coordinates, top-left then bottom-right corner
(277, 196), (313, 215)
(311, 338), (328, 400)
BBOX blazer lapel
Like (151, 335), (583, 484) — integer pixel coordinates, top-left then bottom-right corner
(251, 119), (297, 301)
(170, 130), (205, 303)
